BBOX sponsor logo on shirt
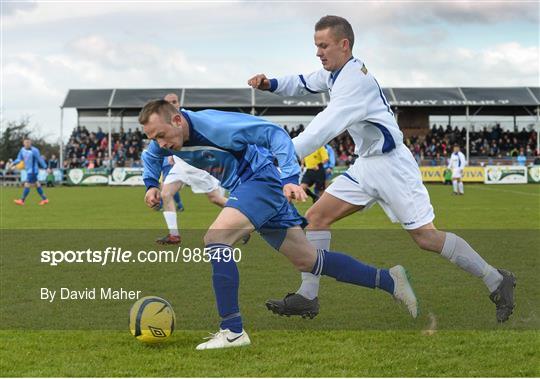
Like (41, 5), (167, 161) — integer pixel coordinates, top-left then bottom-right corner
(361, 64), (368, 75)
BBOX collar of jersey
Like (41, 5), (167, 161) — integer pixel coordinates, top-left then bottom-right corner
(330, 56), (355, 84)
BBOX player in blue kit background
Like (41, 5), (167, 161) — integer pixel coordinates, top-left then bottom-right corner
(139, 99), (418, 350)
(12, 138), (49, 206)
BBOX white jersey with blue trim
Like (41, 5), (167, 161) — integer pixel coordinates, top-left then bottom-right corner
(270, 57), (403, 159)
(142, 109), (300, 191)
(448, 151), (467, 169)
(13, 147), (46, 174)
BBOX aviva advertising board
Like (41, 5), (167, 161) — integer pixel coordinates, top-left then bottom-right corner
(420, 166), (485, 183)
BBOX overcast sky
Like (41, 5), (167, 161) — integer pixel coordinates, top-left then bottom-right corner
(1, 0), (539, 142)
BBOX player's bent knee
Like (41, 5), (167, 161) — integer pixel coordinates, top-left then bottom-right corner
(207, 194), (222, 206)
(305, 208), (331, 229)
(203, 230), (221, 246)
(410, 230), (440, 252)
(161, 188), (175, 199)
(204, 228), (239, 246)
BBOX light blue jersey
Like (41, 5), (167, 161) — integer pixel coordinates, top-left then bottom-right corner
(13, 147), (47, 175)
(324, 144), (336, 171)
(142, 109), (300, 192)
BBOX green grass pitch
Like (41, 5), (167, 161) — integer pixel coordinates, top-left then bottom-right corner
(1, 183), (539, 377)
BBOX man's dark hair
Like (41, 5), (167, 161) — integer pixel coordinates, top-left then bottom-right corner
(315, 15), (354, 49)
(138, 99), (177, 125)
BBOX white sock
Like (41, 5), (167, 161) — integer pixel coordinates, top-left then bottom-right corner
(458, 181), (464, 194)
(297, 230), (331, 300)
(163, 211), (179, 236)
(452, 180), (458, 193)
(441, 232), (503, 292)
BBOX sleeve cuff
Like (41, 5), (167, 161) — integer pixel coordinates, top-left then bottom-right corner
(281, 174), (299, 186)
(144, 178), (160, 190)
(269, 78), (278, 92)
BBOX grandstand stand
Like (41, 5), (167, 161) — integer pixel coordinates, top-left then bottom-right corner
(64, 126), (143, 168)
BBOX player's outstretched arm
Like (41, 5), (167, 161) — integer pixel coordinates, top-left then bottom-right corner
(249, 70), (329, 97)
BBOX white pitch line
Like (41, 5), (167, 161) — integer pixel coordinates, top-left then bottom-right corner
(468, 186), (540, 198)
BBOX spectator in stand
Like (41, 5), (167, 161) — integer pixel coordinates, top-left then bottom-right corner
(404, 123), (538, 165)
(116, 156), (125, 168)
(65, 119), (537, 170)
(126, 145), (139, 166)
(516, 148), (527, 166)
(96, 127), (105, 141)
(48, 154), (58, 169)
(103, 154), (111, 168)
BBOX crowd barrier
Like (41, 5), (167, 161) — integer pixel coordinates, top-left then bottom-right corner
(4, 166), (539, 186)
(65, 167), (145, 186)
(419, 165), (539, 184)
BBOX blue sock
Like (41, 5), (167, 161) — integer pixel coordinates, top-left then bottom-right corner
(311, 249), (394, 294)
(36, 187), (47, 200)
(174, 192), (183, 210)
(21, 187), (30, 201)
(207, 243), (242, 333)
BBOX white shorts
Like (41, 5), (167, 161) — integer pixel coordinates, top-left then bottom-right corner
(326, 145), (435, 230)
(163, 156), (221, 194)
(451, 168), (463, 179)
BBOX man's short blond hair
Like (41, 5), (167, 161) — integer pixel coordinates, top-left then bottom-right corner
(138, 99), (177, 125)
(315, 15), (354, 49)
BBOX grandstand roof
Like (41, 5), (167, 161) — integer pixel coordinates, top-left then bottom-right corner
(62, 87), (540, 110)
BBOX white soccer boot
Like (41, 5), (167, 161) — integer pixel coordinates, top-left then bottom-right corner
(195, 328), (251, 350)
(389, 265), (418, 318)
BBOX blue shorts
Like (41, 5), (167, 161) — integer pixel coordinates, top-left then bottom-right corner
(225, 164), (306, 249)
(26, 173), (38, 184)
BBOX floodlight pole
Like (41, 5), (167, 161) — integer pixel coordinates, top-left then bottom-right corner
(108, 108), (112, 168)
(536, 106), (540, 155)
(250, 88), (256, 115)
(60, 107), (64, 172)
(465, 105), (470, 162)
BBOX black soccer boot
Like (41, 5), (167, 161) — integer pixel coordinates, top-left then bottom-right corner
(489, 269), (516, 323)
(265, 293), (319, 319)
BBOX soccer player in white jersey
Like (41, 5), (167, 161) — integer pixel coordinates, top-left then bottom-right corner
(154, 155), (228, 244)
(448, 144), (467, 195)
(248, 15), (515, 323)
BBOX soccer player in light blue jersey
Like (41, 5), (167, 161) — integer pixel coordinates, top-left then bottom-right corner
(322, 143), (336, 191)
(12, 138), (49, 205)
(161, 93), (185, 213)
(139, 99), (418, 350)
